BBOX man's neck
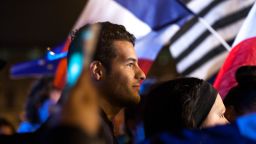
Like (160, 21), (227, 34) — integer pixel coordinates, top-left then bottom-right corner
(99, 98), (122, 121)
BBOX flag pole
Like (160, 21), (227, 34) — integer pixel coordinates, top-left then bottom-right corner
(177, 0), (232, 51)
(197, 17), (231, 51)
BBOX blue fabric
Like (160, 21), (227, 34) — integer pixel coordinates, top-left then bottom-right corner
(38, 100), (53, 123)
(18, 100), (54, 133)
(10, 43), (65, 78)
(115, 0), (192, 30)
(144, 114), (256, 143)
(134, 122), (146, 144)
(237, 113), (256, 141)
(17, 121), (40, 133)
(10, 59), (60, 77)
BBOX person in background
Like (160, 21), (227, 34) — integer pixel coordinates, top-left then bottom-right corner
(224, 65), (256, 122)
(18, 77), (61, 133)
(0, 118), (15, 135)
(143, 77), (229, 138)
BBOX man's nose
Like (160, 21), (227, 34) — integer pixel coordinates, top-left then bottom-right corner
(136, 66), (146, 81)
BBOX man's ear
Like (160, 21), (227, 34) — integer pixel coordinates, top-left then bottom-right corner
(90, 61), (105, 81)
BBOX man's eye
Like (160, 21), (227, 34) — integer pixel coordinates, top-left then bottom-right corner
(127, 63), (134, 67)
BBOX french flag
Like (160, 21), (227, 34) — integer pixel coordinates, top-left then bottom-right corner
(54, 0), (192, 88)
(214, 2), (256, 98)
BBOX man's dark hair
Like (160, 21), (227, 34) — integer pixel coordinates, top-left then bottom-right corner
(68, 21), (135, 72)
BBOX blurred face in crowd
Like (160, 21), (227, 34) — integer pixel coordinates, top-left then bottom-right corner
(101, 40), (146, 107)
(201, 94), (229, 128)
(0, 126), (14, 135)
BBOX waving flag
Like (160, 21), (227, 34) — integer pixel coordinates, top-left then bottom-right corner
(54, 0), (193, 88)
(10, 42), (67, 78)
(11, 0), (254, 89)
(12, 0), (193, 88)
(214, 2), (256, 98)
(73, 0), (192, 74)
(169, 0), (254, 80)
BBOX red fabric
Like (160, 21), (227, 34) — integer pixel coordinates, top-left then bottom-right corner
(138, 58), (153, 75)
(213, 37), (256, 98)
(53, 37), (71, 89)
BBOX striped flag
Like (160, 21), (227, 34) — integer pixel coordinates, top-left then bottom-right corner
(214, 1), (256, 98)
(169, 0), (254, 80)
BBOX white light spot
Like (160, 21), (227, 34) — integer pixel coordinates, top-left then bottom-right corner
(49, 51), (55, 55)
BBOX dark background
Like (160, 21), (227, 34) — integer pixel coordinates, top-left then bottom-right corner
(0, 0), (87, 127)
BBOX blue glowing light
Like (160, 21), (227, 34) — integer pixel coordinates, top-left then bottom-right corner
(67, 52), (83, 86)
(47, 52), (67, 61)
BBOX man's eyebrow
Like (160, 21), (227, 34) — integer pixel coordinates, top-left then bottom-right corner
(126, 58), (137, 62)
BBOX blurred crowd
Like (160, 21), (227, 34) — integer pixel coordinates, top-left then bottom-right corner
(0, 22), (255, 144)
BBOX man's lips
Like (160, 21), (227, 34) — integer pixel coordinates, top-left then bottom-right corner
(133, 85), (141, 91)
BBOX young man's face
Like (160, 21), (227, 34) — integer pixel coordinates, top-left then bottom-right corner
(103, 40), (146, 107)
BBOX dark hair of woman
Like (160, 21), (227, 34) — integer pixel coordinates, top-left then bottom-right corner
(143, 77), (218, 138)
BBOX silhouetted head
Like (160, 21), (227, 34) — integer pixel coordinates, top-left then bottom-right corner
(143, 77), (228, 138)
(224, 65), (256, 122)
